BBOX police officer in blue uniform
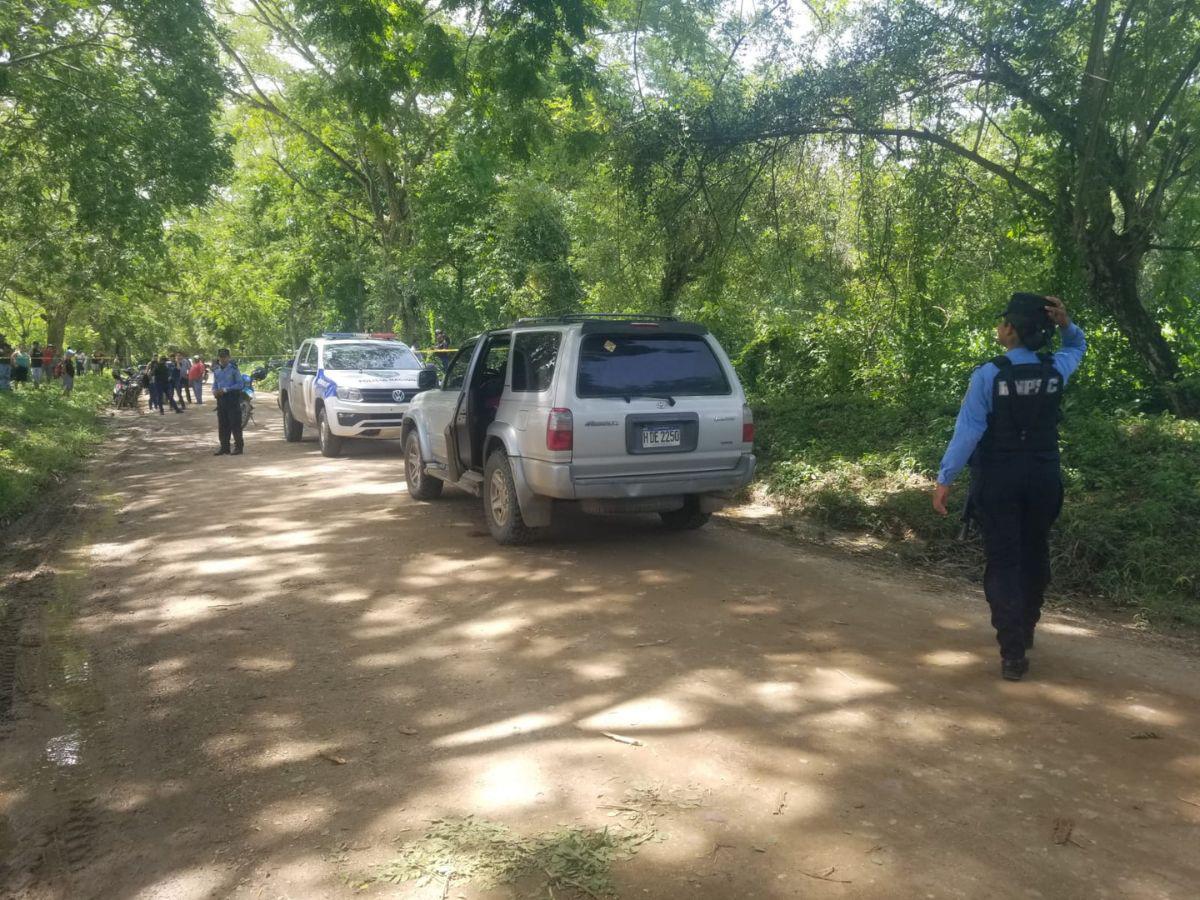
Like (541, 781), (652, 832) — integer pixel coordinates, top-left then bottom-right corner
(211, 348), (245, 456)
(933, 294), (1087, 681)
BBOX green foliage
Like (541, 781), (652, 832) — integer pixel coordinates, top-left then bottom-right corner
(754, 395), (1200, 626)
(0, 0), (230, 353)
(0, 378), (110, 523)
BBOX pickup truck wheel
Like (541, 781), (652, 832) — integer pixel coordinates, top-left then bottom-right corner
(483, 449), (538, 545)
(282, 402), (303, 442)
(317, 407), (343, 458)
(404, 431), (442, 500)
(660, 498), (711, 531)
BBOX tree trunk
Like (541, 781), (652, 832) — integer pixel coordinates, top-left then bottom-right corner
(43, 307), (69, 351)
(1081, 232), (1198, 416)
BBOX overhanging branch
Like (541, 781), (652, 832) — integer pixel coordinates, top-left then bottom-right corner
(725, 123), (1054, 208)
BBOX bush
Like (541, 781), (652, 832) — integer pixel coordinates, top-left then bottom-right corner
(0, 377), (110, 523)
(753, 395), (1200, 627)
(257, 367), (280, 392)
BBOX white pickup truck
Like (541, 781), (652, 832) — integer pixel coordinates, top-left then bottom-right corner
(277, 335), (435, 456)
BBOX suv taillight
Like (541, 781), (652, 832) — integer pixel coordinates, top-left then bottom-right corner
(547, 408), (573, 451)
(742, 404), (755, 444)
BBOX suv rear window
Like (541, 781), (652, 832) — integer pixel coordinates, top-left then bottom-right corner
(576, 333), (731, 398)
(512, 332), (561, 392)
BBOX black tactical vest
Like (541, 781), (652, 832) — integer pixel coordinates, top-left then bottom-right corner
(977, 354), (1063, 458)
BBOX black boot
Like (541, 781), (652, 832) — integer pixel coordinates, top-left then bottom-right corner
(1001, 658), (1030, 681)
(213, 447), (230, 456)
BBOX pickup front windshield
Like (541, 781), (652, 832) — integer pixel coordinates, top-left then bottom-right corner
(576, 333), (731, 398)
(323, 343), (422, 371)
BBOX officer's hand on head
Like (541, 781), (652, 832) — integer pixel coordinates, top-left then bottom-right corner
(1045, 295), (1070, 328)
(932, 483), (951, 517)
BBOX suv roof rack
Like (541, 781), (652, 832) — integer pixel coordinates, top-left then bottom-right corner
(511, 313), (679, 326)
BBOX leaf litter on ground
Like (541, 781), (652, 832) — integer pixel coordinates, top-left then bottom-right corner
(367, 815), (654, 898)
(366, 786), (703, 897)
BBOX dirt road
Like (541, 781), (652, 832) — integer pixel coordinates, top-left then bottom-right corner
(2, 397), (1199, 899)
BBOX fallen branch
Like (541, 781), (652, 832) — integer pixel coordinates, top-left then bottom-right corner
(799, 867), (852, 884)
(601, 732), (643, 747)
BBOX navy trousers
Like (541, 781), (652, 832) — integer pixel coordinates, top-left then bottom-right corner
(975, 457), (1063, 660)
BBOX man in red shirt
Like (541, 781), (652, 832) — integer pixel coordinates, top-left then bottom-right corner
(188, 357), (208, 404)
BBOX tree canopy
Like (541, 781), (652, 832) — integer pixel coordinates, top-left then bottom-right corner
(2, 0), (1197, 415)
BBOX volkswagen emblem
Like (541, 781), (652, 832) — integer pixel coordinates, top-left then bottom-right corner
(392, 389), (407, 402)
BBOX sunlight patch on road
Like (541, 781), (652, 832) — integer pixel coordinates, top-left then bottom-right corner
(751, 680), (805, 713)
(131, 867), (228, 900)
(1040, 622), (1097, 637)
(635, 569), (682, 585)
(1167, 755), (1200, 777)
(164, 595), (234, 619)
(228, 655), (295, 673)
(459, 616), (526, 639)
(566, 657), (627, 681)
(1110, 701), (1181, 727)
(581, 696), (700, 731)
(439, 712), (571, 747)
(933, 617), (972, 631)
(471, 756), (547, 811)
(194, 556), (255, 575)
(806, 707), (875, 732)
(254, 528), (324, 550)
(1035, 683), (1094, 706)
(921, 649), (981, 667)
(806, 667), (895, 702)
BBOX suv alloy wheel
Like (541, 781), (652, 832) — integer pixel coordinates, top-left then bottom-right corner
(483, 448), (538, 545)
(405, 431), (443, 500)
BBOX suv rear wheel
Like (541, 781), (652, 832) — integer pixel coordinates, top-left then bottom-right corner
(483, 449), (539, 545)
(660, 497), (711, 531)
(317, 407), (343, 457)
(405, 430), (443, 500)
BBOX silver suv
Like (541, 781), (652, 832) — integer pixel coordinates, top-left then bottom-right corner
(401, 315), (756, 543)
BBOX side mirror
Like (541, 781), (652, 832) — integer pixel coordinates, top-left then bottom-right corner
(418, 366), (439, 391)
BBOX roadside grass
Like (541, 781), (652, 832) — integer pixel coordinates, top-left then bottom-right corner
(753, 395), (1200, 627)
(0, 378), (111, 524)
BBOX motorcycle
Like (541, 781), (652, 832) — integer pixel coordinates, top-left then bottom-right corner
(111, 367), (142, 410)
(239, 365), (269, 429)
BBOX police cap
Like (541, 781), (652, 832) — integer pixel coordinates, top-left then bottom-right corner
(997, 292), (1050, 327)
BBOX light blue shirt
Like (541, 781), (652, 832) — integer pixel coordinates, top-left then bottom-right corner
(937, 323), (1087, 485)
(212, 360), (243, 394)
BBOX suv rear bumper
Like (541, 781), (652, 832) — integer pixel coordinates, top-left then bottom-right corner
(517, 454), (756, 501)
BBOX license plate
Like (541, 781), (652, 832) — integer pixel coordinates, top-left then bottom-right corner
(642, 426), (682, 449)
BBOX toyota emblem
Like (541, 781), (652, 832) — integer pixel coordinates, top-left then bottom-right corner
(392, 389), (407, 402)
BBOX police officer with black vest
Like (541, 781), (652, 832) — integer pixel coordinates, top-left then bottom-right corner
(932, 294), (1087, 681)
